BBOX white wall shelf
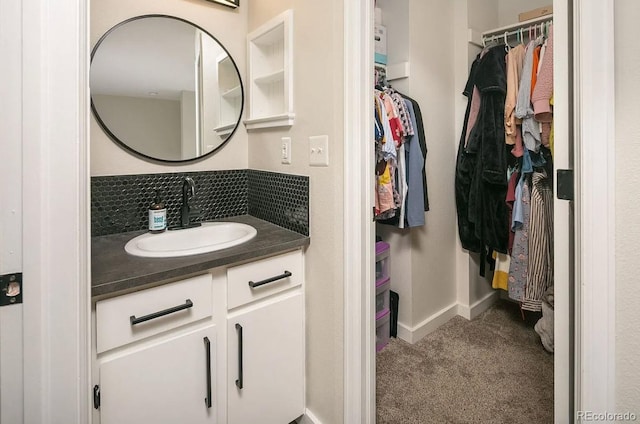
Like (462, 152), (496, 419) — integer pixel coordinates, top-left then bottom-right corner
(214, 122), (236, 137)
(221, 85), (241, 99)
(216, 54), (243, 134)
(244, 9), (294, 131)
(254, 69), (285, 85)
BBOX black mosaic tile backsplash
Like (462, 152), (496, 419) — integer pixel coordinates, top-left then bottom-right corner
(248, 170), (309, 236)
(91, 169), (309, 237)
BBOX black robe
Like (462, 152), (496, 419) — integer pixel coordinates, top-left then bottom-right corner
(455, 45), (509, 258)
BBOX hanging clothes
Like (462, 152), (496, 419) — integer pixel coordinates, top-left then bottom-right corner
(532, 25), (554, 149)
(521, 169), (554, 312)
(402, 99), (426, 227)
(504, 44), (526, 147)
(516, 37), (546, 153)
(402, 94), (430, 212)
(508, 176), (531, 302)
(457, 20), (555, 327)
(455, 44), (509, 259)
(374, 85), (428, 228)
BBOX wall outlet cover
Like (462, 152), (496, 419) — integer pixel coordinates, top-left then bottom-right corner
(281, 137), (292, 164)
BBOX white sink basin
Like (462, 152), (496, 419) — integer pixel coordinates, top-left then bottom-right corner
(124, 222), (257, 258)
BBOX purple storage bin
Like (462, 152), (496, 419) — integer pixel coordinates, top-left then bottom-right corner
(375, 277), (390, 319)
(375, 241), (390, 284)
(376, 309), (390, 352)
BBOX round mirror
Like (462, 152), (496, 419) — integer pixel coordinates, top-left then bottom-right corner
(90, 15), (243, 163)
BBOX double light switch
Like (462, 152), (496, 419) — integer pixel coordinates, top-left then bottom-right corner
(280, 135), (330, 167)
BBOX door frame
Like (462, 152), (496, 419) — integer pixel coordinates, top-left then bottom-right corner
(0, 0), (25, 422)
(342, 1), (617, 423)
(573, 0), (617, 414)
(18, 0), (92, 422)
(343, 1), (375, 423)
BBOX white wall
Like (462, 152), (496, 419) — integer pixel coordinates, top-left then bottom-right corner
(614, 0), (640, 410)
(90, 0), (248, 176)
(247, 2), (345, 423)
(93, 94), (182, 159)
(405, 0), (458, 329)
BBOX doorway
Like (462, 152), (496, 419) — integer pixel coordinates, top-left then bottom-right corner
(372, 0), (569, 421)
(343, 0), (618, 422)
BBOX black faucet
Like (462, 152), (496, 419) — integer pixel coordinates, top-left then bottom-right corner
(179, 177), (201, 228)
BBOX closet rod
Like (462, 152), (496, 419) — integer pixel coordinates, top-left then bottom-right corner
(481, 14), (553, 39)
(482, 17), (553, 46)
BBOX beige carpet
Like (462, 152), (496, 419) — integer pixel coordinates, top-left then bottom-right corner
(376, 300), (553, 424)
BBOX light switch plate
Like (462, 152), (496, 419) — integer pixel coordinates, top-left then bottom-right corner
(281, 137), (292, 164)
(309, 135), (329, 167)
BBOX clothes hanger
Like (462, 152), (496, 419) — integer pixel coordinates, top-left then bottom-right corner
(504, 31), (510, 52)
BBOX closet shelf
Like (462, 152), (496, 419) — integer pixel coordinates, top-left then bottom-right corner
(387, 62), (410, 81)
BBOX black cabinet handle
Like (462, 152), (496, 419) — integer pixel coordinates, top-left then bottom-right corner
(204, 337), (212, 408)
(248, 271), (292, 289)
(235, 323), (243, 389)
(129, 299), (193, 325)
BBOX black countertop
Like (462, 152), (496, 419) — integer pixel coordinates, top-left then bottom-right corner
(91, 215), (310, 298)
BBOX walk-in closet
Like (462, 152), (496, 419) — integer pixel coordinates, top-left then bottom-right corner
(371, 1), (569, 422)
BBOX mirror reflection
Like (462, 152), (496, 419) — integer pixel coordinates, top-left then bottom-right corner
(90, 15), (243, 162)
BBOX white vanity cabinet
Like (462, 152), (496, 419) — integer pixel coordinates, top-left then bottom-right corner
(99, 325), (217, 424)
(92, 248), (305, 424)
(226, 250), (304, 424)
(94, 273), (217, 424)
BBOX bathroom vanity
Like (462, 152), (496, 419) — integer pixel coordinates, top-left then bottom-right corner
(90, 215), (309, 424)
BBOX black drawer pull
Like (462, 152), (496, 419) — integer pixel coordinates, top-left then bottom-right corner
(204, 336), (212, 408)
(248, 271), (292, 289)
(129, 299), (193, 325)
(235, 323), (243, 389)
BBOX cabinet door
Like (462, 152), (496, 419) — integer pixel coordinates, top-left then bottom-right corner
(99, 325), (216, 424)
(227, 292), (304, 424)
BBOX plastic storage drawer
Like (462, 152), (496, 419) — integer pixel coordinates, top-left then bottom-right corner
(375, 277), (390, 319)
(375, 241), (390, 284)
(376, 309), (390, 352)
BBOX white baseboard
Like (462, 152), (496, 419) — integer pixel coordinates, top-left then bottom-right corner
(395, 292), (500, 344)
(299, 408), (323, 424)
(396, 302), (459, 344)
(457, 291), (499, 320)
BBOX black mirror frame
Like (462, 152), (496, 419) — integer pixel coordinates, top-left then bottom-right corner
(90, 14), (244, 164)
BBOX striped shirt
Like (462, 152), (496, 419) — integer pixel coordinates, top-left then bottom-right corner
(522, 170), (554, 311)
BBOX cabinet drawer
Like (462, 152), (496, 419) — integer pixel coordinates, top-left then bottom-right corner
(96, 274), (213, 354)
(227, 250), (302, 309)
